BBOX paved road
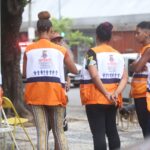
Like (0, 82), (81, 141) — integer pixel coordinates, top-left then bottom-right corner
(0, 88), (144, 150)
(67, 87), (81, 106)
(67, 88), (143, 149)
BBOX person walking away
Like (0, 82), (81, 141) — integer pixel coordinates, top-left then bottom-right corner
(23, 11), (78, 150)
(80, 22), (128, 150)
(51, 32), (71, 131)
(131, 21), (150, 138)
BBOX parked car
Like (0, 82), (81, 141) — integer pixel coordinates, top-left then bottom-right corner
(68, 64), (82, 87)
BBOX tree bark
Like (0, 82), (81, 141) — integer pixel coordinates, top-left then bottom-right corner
(1, 0), (32, 118)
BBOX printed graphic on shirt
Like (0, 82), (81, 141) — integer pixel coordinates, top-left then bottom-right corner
(97, 52), (124, 80)
(107, 54), (117, 73)
(32, 50), (58, 77)
(39, 50), (53, 69)
(80, 51), (124, 84)
(86, 49), (97, 67)
(26, 48), (65, 83)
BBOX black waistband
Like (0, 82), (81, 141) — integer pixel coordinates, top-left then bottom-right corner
(133, 74), (148, 78)
(24, 76), (65, 88)
(80, 78), (121, 84)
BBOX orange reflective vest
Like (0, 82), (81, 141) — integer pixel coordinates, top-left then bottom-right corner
(80, 44), (125, 106)
(146, 56), (150, 111)
(147, 92), (150, 112)
(130, 44), (150, 98)
(24, 39), (67, 106)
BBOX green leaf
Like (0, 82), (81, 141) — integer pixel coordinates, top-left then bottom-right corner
(51, 18), (94, 47)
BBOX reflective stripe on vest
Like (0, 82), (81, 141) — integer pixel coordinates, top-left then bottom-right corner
(26, 48), (65, 85)
(24, 40), (67, 106)
(146, 57), (150, 111)
(130, 45), (150, 98)
(80, 45), (124, 105)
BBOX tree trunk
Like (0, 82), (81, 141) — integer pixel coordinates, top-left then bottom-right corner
(1, 0), (32, 119)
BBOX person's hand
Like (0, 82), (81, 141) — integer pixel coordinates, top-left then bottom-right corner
(142, 65), (147, 72)
(130, 60), (137, 67)
(65, 81), (70, 92)
(129, 61), (137, 72)
(65, 76), (71, 92)
(111, 92), (118, 106)
(105, 92), (112, 103)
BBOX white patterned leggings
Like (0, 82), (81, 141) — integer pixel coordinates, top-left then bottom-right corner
(31, 105), (69, 150)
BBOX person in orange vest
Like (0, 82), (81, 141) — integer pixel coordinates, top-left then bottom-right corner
(80, 22), (128, 150)
(130, 21), (150, 138)
(50, 32), (71, 131)
(50, 32), (72, 91)
(23, 11), (78, 150)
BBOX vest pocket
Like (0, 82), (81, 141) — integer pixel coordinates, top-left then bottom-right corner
(146, 92), (150, 112)
(131, 82), (147, 97)
(80, 84), (96, 104)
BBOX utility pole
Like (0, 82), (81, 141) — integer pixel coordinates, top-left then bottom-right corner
(28, 0), (35, 42)
(0, 0), (1, 72)
(58, 0), (61, 20)
(28, 1), (31, 27)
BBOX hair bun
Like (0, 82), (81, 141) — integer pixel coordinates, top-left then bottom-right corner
(38, 11), (51, 20)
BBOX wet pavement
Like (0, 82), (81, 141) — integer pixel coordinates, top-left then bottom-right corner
(0, 105), (144, 150)
(0, 88), (145, 149)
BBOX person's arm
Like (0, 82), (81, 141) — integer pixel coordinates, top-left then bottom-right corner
(86, 49), (111, 101)
(111, 69), (128, 101)
(64, 51), (78, 74)
(65, 76), (71, 92)
(131, 48), (150, 73)
(88, 65), (111, 99)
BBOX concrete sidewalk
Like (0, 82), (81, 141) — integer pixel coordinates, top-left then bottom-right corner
(0, 105), (144, 150)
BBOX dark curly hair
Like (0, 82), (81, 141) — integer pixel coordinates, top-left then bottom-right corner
(96, 22), (113, 42)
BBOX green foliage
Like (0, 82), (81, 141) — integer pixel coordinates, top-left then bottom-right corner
(67, 31), (93, 47)
(51, 18), (93, 47)
(51, 18), (72, 35)
(21, 0), (31, 7)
